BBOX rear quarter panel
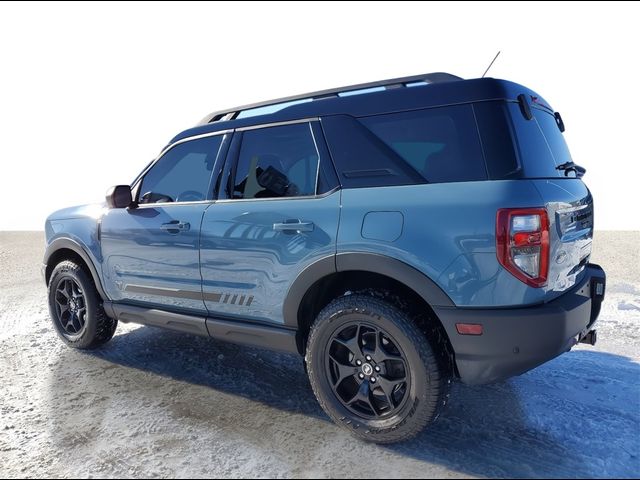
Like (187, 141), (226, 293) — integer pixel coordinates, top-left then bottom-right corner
(338, 180), (550, 307)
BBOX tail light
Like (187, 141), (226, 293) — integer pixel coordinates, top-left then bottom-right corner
(496, 208), (549, 287)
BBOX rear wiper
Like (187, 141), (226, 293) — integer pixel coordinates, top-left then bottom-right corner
(556, 161), (586, 178)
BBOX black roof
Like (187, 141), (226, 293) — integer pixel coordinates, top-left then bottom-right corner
(170, 74), (545, 145)
(196, 72), (463, 125)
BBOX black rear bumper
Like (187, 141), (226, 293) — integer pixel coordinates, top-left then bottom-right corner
(434, 263), (606, 385)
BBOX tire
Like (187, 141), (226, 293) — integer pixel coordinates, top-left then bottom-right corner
(47, 260), (117, 349)
(306, 294), (450, 444)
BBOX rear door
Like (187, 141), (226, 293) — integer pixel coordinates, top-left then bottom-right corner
(199, 120), (340, 325)
(101, 132), (229, 313)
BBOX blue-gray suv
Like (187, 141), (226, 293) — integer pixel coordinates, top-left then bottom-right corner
(44, 72), (606, 443)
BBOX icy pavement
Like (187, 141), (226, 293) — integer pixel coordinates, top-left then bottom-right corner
(0, 231), (638, 478)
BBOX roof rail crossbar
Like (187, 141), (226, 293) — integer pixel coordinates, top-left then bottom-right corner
(197, 71), (462, 125)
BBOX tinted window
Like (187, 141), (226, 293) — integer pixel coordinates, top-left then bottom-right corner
(139, 135), (222, 204)
(232, 123), (319, 199)
(507, 103), (574, 178)
(473, 101), (521, 179)
(359, 104), (487, 184)
(321, 115), (424, 189)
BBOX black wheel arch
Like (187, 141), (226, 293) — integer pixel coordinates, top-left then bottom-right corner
(335, 252), (454, 307)
(44, 237), (109, 301)
(283, 255), (337, 329)
(283, 252), (455, 354)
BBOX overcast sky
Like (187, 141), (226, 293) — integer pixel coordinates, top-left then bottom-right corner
(0, 1), (637, 230)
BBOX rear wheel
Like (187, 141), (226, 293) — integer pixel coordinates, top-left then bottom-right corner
(306, 294), (449, 444)
(47, 260), (117, 349)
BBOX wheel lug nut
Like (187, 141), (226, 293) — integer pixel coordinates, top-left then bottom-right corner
(370, 377), (376, 383)
(356, 360), (362, 366)
(365, 355), (372, 361)
(358, 373), (365, 379)
(375, 366), (381, 372)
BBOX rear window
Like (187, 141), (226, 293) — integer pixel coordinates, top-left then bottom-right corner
(359, 105), (487, 184)
(507, 102), (574, 178)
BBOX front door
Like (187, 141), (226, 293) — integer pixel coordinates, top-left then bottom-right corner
(200, 121), (340, 324)
(101, 132), (228, 313)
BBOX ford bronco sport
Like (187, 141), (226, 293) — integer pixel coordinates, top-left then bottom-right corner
(44, 72), (606, 443)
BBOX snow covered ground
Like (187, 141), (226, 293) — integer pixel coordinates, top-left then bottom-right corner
(0, 231), (638, 478)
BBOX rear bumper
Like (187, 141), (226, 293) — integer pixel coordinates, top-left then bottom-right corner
(434, 263), (606, 385)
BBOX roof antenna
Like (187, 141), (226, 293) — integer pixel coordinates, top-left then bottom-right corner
(482, 51), (501, 78)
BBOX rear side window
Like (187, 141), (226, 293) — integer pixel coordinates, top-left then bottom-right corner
(360, 105), (486, 184)
(507, 102), (574, 178)
(138, 135), (223, 204)
(473, 101), (521, 179)
(231, 123), (319, 199)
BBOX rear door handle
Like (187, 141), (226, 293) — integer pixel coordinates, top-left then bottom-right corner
(273, 220), (314, 233)
(160, 221), (190, 233)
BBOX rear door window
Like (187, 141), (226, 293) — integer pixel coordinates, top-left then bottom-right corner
(358, 104), (487, 184)
(231, 123), (320, 199)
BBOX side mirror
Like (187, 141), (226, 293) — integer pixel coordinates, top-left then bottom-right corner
(106, 185), (133, 209)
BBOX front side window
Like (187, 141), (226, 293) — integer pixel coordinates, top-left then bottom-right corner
(138, 135), (223, 204)
(231, 123), (319, 199)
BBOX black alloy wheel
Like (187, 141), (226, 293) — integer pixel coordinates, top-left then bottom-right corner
(53, 277), (87, 338)
(325, 322), (410, 419)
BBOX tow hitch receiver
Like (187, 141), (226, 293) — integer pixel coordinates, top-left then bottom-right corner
(579, 330), (597, 346)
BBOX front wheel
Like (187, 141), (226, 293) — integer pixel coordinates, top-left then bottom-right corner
(306, 294), (450, 444)
(47, 260), (117, 349)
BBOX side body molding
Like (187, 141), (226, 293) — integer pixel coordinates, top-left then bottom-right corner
(44, 237), (109, 301)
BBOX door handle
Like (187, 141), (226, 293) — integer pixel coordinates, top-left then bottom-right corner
(273, 220), (314, 233)
(160, 221), (190, 233)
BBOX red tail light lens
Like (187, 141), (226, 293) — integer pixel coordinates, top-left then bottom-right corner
(496, 208), (549, 287)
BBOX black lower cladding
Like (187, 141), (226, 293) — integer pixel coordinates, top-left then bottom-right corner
(434, 263), (606, 385)
(103, 302), (299, 354)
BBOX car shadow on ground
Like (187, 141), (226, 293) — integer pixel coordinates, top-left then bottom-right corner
(83, 325), (639, 478)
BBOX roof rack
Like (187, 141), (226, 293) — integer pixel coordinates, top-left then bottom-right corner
(197, 72), (463, 125)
